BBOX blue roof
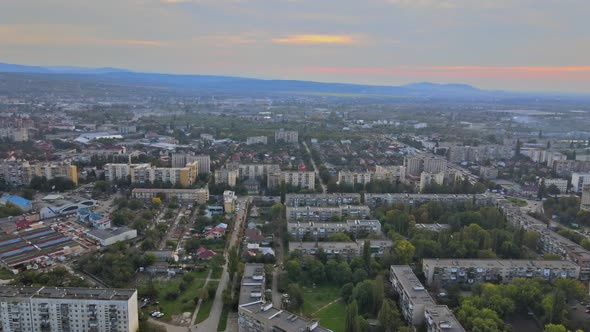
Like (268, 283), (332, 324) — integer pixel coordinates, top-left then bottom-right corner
(1, 195), (32, 208)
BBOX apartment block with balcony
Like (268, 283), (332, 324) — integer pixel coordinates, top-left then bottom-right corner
(364, 193), (495, 209)
(422, 259), (580, 287)
(284, 193), (362, 207)
(0, 286), (138, 332)
(288, 219), (381, 240)
(274, 129), (298, 143)
(215, 167), (238, 187)
(424, 305), (465, 332)
(238, 164), (280, 180)
(289, 239), (392, 259)
(22, 162), (78, 186)
(131, 188), (209, 205)
(286, 205), (371, 222)
(581, 184), (590, 212)
(337, 170), (372, 186)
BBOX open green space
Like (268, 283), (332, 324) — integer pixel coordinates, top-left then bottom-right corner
(0, 267), (15, 279)
(217, 306), (230, 331)
(154, 272), (207, 320)
(301, 284), (341, 317)
(196, 281), (219, 323)
(313, 300), (346, 332)
(506, 197), (528, 207)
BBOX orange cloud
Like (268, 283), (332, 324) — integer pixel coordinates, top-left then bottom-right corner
(272, 34), (356, 45)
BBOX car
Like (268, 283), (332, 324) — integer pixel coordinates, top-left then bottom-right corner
(586, 309), (590, 314)
(156, 313), (164, 318)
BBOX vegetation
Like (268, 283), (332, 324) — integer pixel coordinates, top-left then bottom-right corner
(0, 201), (23, 218)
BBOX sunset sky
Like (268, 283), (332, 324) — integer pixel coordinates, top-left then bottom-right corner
(1, 0), (589, 92)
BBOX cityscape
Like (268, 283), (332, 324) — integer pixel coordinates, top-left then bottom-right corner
(1, 1), (590, 332)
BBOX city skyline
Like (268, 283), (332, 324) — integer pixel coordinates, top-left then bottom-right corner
(1, 0), (589, 92)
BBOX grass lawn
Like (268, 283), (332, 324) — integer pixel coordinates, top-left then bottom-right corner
(313, 300), (346, 332)
(155, 272), (207, 320)
(196, 281), (219, 323)
(217, 306), (230, 331)
(301, 284), (341, 317)
(507, 197), (528, 207)
(0, 267), (15, 279)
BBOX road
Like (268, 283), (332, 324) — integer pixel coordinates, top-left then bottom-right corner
(303, 141), (327, 194)
(193, 196), (249, 332)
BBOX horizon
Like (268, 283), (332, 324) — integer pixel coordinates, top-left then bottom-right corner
(1, 1), (590, 94)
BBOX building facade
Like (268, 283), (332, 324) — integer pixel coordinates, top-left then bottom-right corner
(288, 219), (381, 240)
(274, 129), (298, 143)
(246, 136), (268, 145)
(337, 171), (372, 186)
(422, 259), (580, 287)
(571, 173), (590, 193)
(0, 286), (138, 332)
(131, 188), (209, 205)
(215, 168), (238, 187)
(23, 162), (78, 186)
(582, 184), (590, 212)
(267, 171), (315, 190)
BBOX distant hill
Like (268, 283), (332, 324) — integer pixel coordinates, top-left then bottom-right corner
(0, 62), (129, 75)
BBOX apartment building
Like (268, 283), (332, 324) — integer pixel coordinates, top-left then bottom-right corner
(238, 264), (331, 332)
(448, 144), (514, 163)
(224, 190), (236, 213)
(0, 127), (28, 142)
(286, 205), (371, 222)
(571, 173), (590, 193)
(390, 266), (465, 331)
(289, 239), (392, 259)
(284, 193), (362, 207)
(274, 129), (298, 143)
(424, 305), (466, 332)
(419, 172), (445, 191)
(582, 184), (590, 212)
(171, 153), (210, 174)
(246, 136), (268, 145)
(422, 259), (580, 287)
(267, 171), (315, 190)
(104, 162), (197, 187)
(131, 188), (209, 205)
(22, 162), (78, 186)
(337, 170), (372, 186)
(553, 160), (590, 177)
(373, 165), (406, 183)
(0, 286), (138, 332)
(215, 167), (238, 187)
(364, 193), (495, 209)
(390, 266), (433, 325)
(0, 161), (26, 187)
(238, 164), (280, 180)
(288, 220), (381, 240)
(540, 178), (568, 193)
(499, 201), (590, 280)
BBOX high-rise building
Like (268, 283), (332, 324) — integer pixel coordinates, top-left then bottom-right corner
(0, 286), (139, 332)
(104, 162), (197, 187)
(571, 173), (590, 193)
(172, 153), (210, 174)
(582, 184), (590, 212)
(215, 167), (238, 186)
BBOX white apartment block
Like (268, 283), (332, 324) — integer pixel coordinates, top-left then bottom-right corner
(540, 178), (568, 193)
(0, 161), (26, 187)
(284, 193), (362, 207)
(337, 170), (372, 185)
(238, 164), (280, 180)
(274, 129), (298, 143)
(571, 173), (590, 193)
(286, 205), (371, 222)
(131, 188), (209, 205)
(419, 172), (445, 191)
(422, 259), (580, 287)
(390, 266), (465, 331)
(288, 219), (381, 240)
(289, 239), (392, 259)
(215, 168), (238, 187)
(267, 171), (315, 190)
(0, 286), (138, 332)
(246, 136), (268, 145)
(363, 193), (495, 209)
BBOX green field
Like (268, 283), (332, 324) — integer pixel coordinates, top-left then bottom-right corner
(154, 271), (208, 320)
(507, 197), (528, 207)
(313, 300), (346, 332)
(217, 306), (230, 331)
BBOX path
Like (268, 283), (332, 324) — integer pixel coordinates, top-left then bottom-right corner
(193, 196), (249, 332)
(311, 298), (341, 316)
(190, 269), (213, 325)
(303, 141), (327, 194)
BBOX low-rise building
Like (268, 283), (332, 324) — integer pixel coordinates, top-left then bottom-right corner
(540, 178), (568, 194)
(86, 227), (137, 246)
(422, 259), (580, 287)
(0, 286), (139, 332)
(131, 188), (209, 205)
(246, 136), (268, 145)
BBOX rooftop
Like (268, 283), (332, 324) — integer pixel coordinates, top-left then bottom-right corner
(390, 265), (434, 305)
(425, 305), (466, 332)
(0, 286), (136, 301)
(422, 258), (580, 270)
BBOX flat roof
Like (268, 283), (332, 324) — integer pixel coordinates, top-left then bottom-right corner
(0, 286), (136, 301)
(87, 226), (135, 240)
(390, 265), (434, 305)
(425, 305), (466, 332)
(422, 259), (580, 270)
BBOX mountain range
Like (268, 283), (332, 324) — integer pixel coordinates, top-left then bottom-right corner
(0, 61), (583, 100)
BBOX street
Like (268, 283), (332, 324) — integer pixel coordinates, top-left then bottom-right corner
(303, 141), (327, 194)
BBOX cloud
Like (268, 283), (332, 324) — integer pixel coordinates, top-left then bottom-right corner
(272, 34), (357, 45)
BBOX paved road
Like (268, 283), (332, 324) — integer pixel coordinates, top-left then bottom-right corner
(303, 141), (327, 194)
(193, 196), (249, 332)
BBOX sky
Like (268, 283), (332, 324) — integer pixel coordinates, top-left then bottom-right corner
(1, 0), (589, 92)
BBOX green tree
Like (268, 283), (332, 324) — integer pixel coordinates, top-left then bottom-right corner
(393, 240), (415, 264)
(538, 179), (547, 200)
(377, 299), (400, 332)
(344, 300), (361, 332)
(287, 283), (304, 311)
